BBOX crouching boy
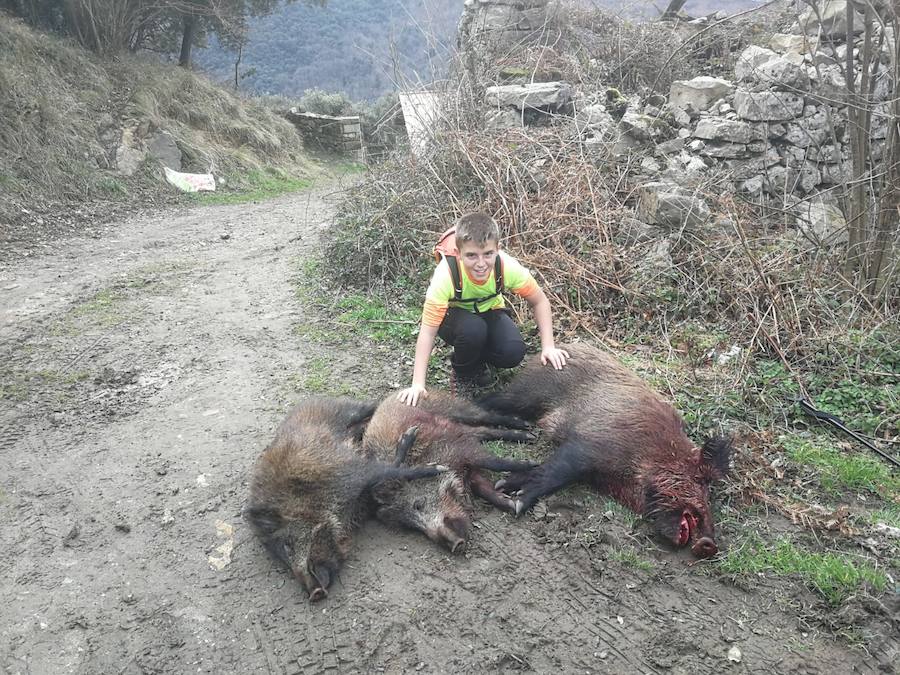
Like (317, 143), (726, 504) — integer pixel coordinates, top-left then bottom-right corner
(397, 211), (568, 406)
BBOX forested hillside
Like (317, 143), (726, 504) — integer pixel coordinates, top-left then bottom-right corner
(195, 0), (763, 100)
(195, 0), (462, 100)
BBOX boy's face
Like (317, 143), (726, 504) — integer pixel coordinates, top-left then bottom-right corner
(458, 239), (499, 282)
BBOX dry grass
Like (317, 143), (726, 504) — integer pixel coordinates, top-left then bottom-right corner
(0, 16), (313, 226)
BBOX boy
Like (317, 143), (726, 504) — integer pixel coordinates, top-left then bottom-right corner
(397, 211), (568, 406)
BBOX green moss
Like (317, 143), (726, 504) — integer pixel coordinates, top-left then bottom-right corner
(719, 537), (887, 605)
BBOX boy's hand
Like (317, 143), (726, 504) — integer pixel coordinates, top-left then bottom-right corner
(541, 347), (569, 370)
(397, 385), (428, 406)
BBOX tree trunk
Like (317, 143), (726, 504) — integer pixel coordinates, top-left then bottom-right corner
(179, 14), (197, 68)
(234, 42), (242, 90)
(662, 0), (688, 17)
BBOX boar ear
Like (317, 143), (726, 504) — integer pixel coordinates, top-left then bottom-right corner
(700, 436), (732, 480)
(371, 478), (403, 505)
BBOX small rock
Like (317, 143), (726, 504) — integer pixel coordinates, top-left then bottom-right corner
(727, 645), (742, 663)
(114, 522), (131, 533)
(220, 233), (231, 240)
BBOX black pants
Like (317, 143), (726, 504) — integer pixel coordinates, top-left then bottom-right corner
(438, 307), (526, 377)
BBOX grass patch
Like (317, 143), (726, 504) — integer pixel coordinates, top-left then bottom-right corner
(719, 537), (887, 605)
(334, 294), (419, 344)
(610, 547), (655, 572)
(780, 435), (900, 497)
(858, 506), (900, 528)
(285, 357), (356, 397)
(193, 168), (310, 205)
(0, 368), (90, 403)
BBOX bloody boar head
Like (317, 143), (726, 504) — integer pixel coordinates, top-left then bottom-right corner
(372, 472), (471, 553)
(642, 436), (732, 558)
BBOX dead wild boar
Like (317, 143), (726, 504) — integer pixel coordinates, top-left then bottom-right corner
(244, 397), (448, 601)
(362, 391), (537, 550)
(479, 343), (732, 558)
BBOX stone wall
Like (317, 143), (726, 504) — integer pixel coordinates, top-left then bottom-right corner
(459, 0), (554, 48)
(285, 110), (363, 159)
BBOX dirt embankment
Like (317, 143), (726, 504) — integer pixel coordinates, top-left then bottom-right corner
(0, 187), (894, 674)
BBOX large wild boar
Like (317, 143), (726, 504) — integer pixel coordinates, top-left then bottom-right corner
(362, 391), (537, 548)
(479, 343), (732, 558)
(244, 397), (451, 601)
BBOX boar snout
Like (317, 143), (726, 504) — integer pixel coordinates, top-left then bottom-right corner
(691, 536), (717, 558)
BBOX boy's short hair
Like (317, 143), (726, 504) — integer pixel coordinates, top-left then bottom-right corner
(456, 211), (500, 247)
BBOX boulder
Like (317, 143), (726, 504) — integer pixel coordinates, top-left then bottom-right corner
(147, 131), (182, 171)
(736, 46), (809, 90)
(796, 0), (866, 37)
(635, 182), (711, 229)
(769, 33), (816, 54)
(574, 104), (615, 133)
(484, 81), (573, 110)
(620, 109), (670, 141)
(485, 108), (522, 129)
(669, 77), (735, 112)
(115, 127), (146, 176)
(793, 199), (848, 245)
(734, 89), (804, 121)
(735, 46), (778, 82)
(699, 142), (750, 159)
(782, 122), (829, 148)
(693, 117), (753, 144)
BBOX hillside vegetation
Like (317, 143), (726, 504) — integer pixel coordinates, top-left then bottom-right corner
(195, 0), (463, 100)
(0, 15), (314, 241)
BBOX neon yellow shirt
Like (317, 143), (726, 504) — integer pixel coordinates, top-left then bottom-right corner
(421, 251), (539, 327)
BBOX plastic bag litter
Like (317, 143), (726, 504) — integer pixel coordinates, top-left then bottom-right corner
(164, 166), (216, 192)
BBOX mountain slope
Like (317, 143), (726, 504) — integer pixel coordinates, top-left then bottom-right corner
(195, 0), (463, 101)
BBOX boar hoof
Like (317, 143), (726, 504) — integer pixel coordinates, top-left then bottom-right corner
(309, 586), (328, 603)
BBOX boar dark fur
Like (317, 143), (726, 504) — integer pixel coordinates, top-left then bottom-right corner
(363, 391), (537, 521)
(480, 343), (732, 558)
(245, 397), (441, 601)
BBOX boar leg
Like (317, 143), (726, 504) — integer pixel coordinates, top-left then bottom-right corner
(472, 427), (535, 443)
(306, 519), (351, 602)
(512, 441), (589, 516)
(447, 410), (531, 430)
(343, 401), (378, 442)
(471, 454), (540, 472)
(468, 470), (516, 513)
(393, 426), (419, 466)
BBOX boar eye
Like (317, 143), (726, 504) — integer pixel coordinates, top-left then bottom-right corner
(413, 497), (426, 511)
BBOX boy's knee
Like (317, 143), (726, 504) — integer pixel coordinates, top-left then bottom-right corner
(490, 339), (526, 368)
(454, 316), (488, 347)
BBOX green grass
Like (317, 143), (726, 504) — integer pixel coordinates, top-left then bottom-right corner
(0, 368), (90, 402)
(858, 506), (900, 528)
(780, 435), (900, 497)
(719, 537), (887, 605)
(285, 357), (357, 397)
(610, 548), (655, 572)
(334, 293), (419, 344)
(193, 168), (310, 205)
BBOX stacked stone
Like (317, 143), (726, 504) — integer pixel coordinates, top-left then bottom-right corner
(285, 110), (362, 158)
(460, 0), (552, 47)
(665, 2), (894, 204)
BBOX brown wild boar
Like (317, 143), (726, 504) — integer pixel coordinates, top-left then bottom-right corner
(244, 397), (450, 601)
(362, 390), (537, 550)
(479, 344), (732, 558)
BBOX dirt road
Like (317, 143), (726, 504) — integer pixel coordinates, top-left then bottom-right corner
(0, 187), (890, 674)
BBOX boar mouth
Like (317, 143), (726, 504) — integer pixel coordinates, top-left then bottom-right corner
(677, 511), (698, 547)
